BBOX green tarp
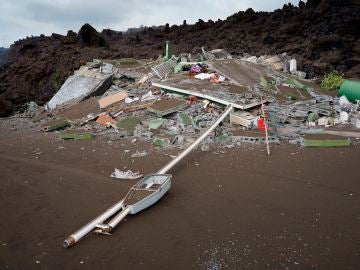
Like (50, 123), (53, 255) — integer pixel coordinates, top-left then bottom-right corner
(304, 139), (350, 147)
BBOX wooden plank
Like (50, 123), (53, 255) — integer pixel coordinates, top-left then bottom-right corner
(98, 91), (128, 109)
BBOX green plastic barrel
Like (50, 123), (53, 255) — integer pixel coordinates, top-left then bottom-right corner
(339, 80), (360, 102)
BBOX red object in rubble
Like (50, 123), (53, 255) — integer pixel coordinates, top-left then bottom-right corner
(188, 96), (198, 106)
(257, 117), (266, 131)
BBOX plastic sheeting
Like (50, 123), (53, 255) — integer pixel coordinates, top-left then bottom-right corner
(110, 169), (142, 179)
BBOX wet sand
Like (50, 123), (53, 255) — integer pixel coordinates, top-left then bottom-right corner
(0, 119), (360, 269)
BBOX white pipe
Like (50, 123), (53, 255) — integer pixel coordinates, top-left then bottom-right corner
(63, 200), (124, 248)
(158, 105), (233, 174)
(108, 207), (131, 229)
(94, 207), (131, 235)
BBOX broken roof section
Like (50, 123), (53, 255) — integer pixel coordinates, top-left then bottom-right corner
(46, 61), (113, 111)
(148, 98), (188, 116)
(57, 97), (100, 120)
(209, 59), (268, 87)
(153, 82), (269, 110)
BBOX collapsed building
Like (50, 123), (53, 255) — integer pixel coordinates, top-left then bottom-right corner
(18, 43), (359, 151)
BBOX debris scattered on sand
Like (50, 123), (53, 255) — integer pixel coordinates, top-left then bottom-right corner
(131, 150), (149, 158)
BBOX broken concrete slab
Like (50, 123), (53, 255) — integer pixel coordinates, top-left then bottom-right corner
(177, 112), (196, 128)
(116, 116), (141, 135)
(148, 98), (187, 116)
(100, 63), (113, 74)
(98, 90), (128, 109)
(47, 66), (112, 111)
(149, 118), (165, 130)
(230, 111), (256, 128)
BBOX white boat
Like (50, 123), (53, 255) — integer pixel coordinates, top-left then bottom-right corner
(123, 173), (172, 214)
(94, 174), (172, 234)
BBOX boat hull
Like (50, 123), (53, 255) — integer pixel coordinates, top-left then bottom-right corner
(127, 178), (171, 214)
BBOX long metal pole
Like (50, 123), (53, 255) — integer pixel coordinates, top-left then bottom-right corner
(158, 105), (233, 174)
(63, 200), (124, 248)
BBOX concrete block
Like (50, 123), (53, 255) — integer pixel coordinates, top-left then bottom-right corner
(230, 112), (256, 128)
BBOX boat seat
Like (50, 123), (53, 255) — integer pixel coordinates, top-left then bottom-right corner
(149, 184), (162, 190)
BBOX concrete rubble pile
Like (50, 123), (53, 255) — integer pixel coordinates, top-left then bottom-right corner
(15, 43), (360, 150)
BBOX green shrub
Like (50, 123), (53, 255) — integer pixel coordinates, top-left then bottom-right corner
(321, 71), (345, 91)
(50, 70), (63, 90)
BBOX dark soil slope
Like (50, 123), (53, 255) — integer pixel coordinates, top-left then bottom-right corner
(0, 0), (359, 116)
